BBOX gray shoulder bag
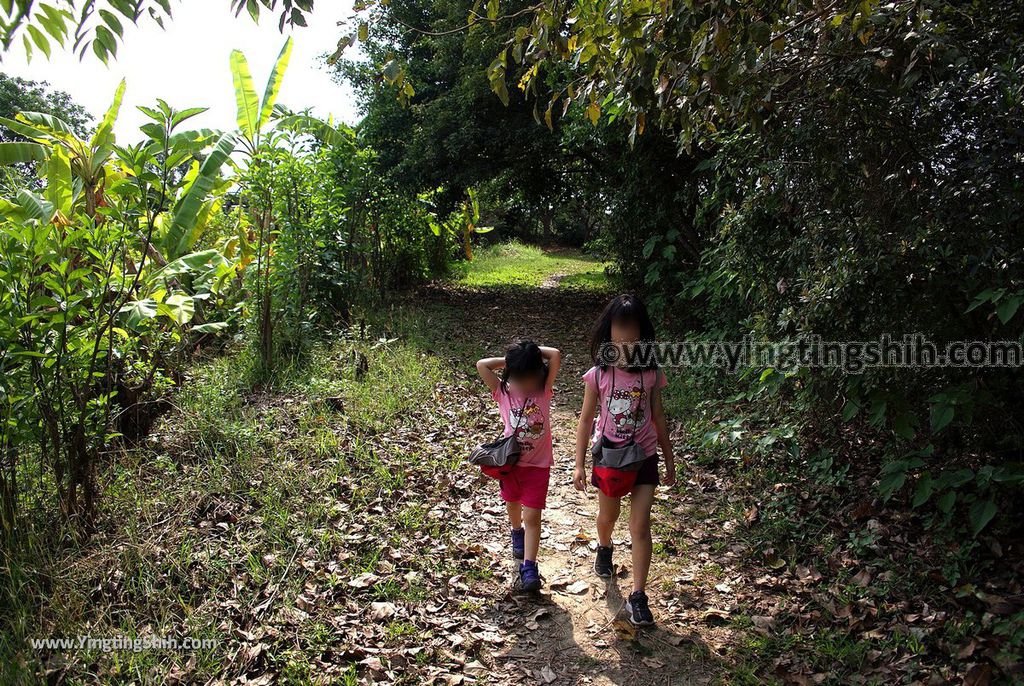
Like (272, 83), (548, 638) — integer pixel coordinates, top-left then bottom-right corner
(590, 366), (648, 472)
(469, 393), (528, 470)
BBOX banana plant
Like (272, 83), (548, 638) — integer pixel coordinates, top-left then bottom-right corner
(459, 187), (494, 259)
(110, 101), (240, 333)
(229, 37), (293, 372)
(231, 36), (356, 372)
(231, 37), (293, 157)
(0, 82), (237, 265)
(423, 187), (494, 260)
(0, 79), (126, 217)
(0, 85), (239, 342)
(273, 105), (357, 150)
(229, 39), (354, 156)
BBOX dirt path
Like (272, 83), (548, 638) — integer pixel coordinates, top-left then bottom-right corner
(421, 282), (718, 685)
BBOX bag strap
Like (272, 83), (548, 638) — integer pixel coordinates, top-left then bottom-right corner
(505, 388), (529, 428)
(624, 366), (646, 440)
(597, 366), (612, 437)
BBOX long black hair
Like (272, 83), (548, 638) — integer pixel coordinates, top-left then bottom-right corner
(589, 294), (658, 371)
(500, 339), (548, 392)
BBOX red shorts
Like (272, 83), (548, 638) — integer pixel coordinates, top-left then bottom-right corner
(499, 466), (550, 510)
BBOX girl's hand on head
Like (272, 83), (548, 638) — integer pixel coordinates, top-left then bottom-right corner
(475, 357), (504, 394)
(573, 466), (587, 491)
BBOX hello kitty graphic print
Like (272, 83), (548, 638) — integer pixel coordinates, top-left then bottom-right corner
(492, 386), (553, 468)
(583, 365), (666, 457)
(607, 384), (644, 436)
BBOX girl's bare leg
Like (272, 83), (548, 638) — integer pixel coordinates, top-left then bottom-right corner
(596, 492), (621, 547)
(628, 485), (655, 593)
(522, 506), (542, 561)
(507, 501), (523, 529)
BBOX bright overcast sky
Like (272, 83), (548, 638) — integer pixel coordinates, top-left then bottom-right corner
(0, 1), (362, 139)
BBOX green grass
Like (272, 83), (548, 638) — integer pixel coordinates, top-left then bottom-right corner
(452, 240), (610, 289)
(0, 309), (490, 685)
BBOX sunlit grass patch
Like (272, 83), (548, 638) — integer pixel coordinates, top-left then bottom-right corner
(558, 269), (609, 290)
(453, 240), (609, 289)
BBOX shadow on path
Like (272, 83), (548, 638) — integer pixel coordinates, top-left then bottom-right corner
(414, 281), (727, 684)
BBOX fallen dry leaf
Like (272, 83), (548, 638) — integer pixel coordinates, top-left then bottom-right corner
(613, 618), (638, 640)
(348, 572), (378, 589)
(702, 608), (731, 624)
(536, 665), (557, 683)
(563, 580), (590, 594)
(370, 601), (397, 620)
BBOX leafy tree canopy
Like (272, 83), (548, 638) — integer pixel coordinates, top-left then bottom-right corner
(335, 0), (580, 224)
(0, 72), (91, 141)
(1, 0), (313, 62)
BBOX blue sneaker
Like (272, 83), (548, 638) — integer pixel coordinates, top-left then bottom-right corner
(519, 560), (542, 592)
(511, 527), (525, 561)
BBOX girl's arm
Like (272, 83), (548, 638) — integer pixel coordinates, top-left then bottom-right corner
(539, 346), (561, 393)
(476, 356), (505, 394)
(573, 381), (599, 491)
(651, 385), (676, 487)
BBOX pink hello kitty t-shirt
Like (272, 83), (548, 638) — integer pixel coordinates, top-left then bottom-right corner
(583, 365), (666, 457)
(492, 386), (553, 468)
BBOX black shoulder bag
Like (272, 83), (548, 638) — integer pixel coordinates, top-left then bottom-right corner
(468, 392), (528, 476)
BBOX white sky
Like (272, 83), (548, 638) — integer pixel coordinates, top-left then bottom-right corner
(0, 1), (362, 139)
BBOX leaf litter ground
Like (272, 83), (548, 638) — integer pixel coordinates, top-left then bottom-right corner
(22, 265), (1018, 685)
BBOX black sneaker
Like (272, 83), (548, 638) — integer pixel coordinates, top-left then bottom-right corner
(594, 545), (614, 578)
(625, 590), (655, 627)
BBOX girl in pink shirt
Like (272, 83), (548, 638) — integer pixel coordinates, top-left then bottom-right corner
(477, 341), (561, 592)
(574, 294), (676, 626)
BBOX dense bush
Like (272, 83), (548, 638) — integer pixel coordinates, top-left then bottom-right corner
(0, 87), (240, 527)
(0, 42), (455, 531)
(592, 0), (1024, 533)
(344, 0), (1024, 537)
